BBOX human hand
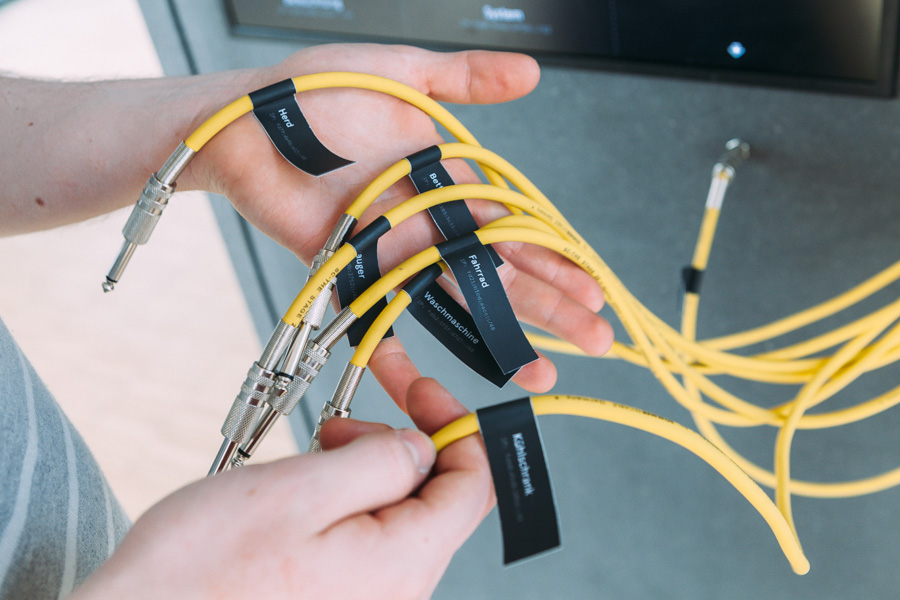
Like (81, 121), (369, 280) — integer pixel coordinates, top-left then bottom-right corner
(69, 378), (492, 599)
(179, 43), (612, 402)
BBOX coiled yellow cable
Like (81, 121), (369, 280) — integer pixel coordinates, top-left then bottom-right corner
(430, 395), (810, 575)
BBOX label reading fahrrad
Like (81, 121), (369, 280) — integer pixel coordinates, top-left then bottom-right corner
(437, 234), (538, 375)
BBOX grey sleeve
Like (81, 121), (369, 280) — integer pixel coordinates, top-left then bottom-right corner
(0, 318), (131, 599)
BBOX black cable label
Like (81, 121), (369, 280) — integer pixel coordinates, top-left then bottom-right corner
(335, 247), (392, 347)
(407, 148), (502, 267)
(405, 282), (515, 387)
(253, 96), (354, 176)
(477, 397), (560, 565)
(438, 234), (538, 375)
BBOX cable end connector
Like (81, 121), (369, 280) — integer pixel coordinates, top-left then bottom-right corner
(101, 144), (195, 291)
(714, 139), (751, 178)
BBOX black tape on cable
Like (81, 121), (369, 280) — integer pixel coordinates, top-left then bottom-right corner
(248, 78), (297, 108)
(406, 281), (516, 387)
(406, 147), (502, 267)
(335, 216), (395, 346)
(438, 233), (538, 375)
(681, 266), (705, 295)
(477, 397), (560, 565)
(404, 147), (526, 384)
(335, 247), (393, 347)
(252, 91), (354, 176)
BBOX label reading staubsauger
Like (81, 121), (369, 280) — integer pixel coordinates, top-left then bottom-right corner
(477, 397), (560, 565)
(252, 96), (353, 176)
(335, 247), (392, 347)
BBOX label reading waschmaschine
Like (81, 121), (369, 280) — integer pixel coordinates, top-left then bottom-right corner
(477, 397), (560, 565)
(405, 283), (515, 387)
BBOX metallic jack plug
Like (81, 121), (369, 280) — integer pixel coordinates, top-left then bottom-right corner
(714, 139), (750, 179)
(230, 338), (333, 469)
(209, 362), (277, 475)
(325, 214), (357, 253)
(231, 256), (352, 468)
(103, 143), (195, 292)
(308, 363), (365, 453)
(707, 139), (750, 210)
(209, 321), (297, 475)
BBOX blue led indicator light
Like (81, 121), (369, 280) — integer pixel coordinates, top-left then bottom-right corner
(727, 41), (746, 59)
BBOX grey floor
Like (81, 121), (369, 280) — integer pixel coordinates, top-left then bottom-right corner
(141, 1), (900, 597)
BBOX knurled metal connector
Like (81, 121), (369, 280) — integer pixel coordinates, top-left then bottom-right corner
(307, 363), (365, 454)
(220, 362), (276, 444)
(707, 139), (750, 210)
(713, 138), (750, 179)
(296, 341), (331, 383)
(307, 403), (351, 453)
(102, 142), (195, 292)
(268, 373), (311, 415)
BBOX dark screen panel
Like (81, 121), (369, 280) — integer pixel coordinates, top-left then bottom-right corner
(224, 0), (899, 96)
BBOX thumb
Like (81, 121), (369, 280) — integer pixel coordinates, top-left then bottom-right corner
(297, 428), (436, 531)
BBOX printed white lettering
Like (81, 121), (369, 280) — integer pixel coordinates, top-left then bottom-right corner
(429, 172), (443, 188)
(354, 253), (365, 279)
(469, 254), (490, 288)
(512, 432), (535, 496)
(482, 4), (525, 23)
(422, 290), (480, 344)
(282, 0), (345, 11)
(278, 107), (294, 128)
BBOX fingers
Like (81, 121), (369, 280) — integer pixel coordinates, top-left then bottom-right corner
(281, 428), (436, 531)
(318, 418), (393, 450)
(361, 380), (494, 573)
(367, 335), (421, 414)
(417, 49), (541, 104)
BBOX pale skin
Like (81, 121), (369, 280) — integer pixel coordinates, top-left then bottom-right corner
(70, 378), (493, 599)
(2, 43), (613, 596)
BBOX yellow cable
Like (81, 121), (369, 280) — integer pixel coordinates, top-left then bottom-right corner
(351, 291), (413, 368)
(430, 395), (810, 576)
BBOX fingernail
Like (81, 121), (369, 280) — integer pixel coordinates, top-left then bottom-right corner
(396, 429), (437, 474)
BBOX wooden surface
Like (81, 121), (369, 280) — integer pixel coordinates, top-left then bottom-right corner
(0, 0), (297, 518)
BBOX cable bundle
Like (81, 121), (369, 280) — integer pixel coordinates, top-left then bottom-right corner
(106, 72), (900, 576)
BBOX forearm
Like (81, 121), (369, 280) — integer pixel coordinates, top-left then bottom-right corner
(0, 69), (267, 235)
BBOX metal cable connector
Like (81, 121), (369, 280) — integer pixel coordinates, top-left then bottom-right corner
(307, 363), (364, 453)
(209, 361), (276, 475)
(313, 307), (358, 351)
(102, 143), (195, 292)
(713, 138), (750, 180)
(297, 342), (331, 383)
(706, 139), (750, 210)
(220, 362), (277, 442)
(324, 214), (357, 253)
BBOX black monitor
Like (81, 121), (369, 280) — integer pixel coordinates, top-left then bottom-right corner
(225, 0), (900, 97)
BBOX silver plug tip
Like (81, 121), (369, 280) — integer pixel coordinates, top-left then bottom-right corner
(102, 279), (116, 293)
